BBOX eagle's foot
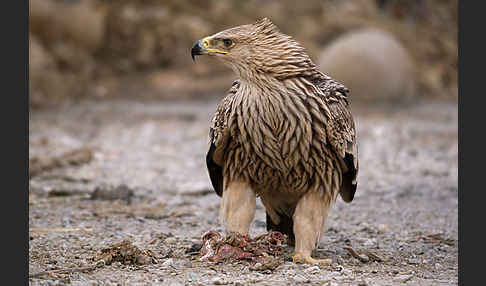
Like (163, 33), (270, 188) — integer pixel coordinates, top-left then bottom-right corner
(292, 252), (332, 265)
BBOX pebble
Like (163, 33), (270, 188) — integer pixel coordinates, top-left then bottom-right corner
(136, 254), (153, 265)
(336, 257), (345, 265)
(254, 220), (266, 228)
(377, 224), (388, 233)
(363, 238), (376, 247)
(342, 269), (353, 276)
(304, 265), (321, 274)
(90, 184), (134, 203)
(358, 254), (370, 263)
(211, 277), (228, 285)
(334, 264), (344, 272)
(162, 258), (174, 267)
(293, 275), (310, 283)
(187, 272), (199, 281)
(408, 258), (421, 264)
(165, 237), (177, 244)
(394, 274), (413, 283)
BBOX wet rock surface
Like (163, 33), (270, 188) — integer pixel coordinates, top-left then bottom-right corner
(29, 98), (457, 285)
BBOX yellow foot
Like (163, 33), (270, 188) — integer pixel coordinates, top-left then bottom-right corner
(292, 252), (332, 265)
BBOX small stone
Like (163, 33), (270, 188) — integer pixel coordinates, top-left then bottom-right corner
(187, 272), (199, 281)
(342, 269), (353, 276)
(211, 277), (228, 285)
(304, 265), (321, 274)
(90, 184), (134, 203)
(293, 275), (310, 283)
(254, 220), (266, 228)
(377, 224), (388, 233)
(363, 238), (376, 247)
(336, 257), (345, 265)
(408, 258), (421, 264)
(162, 258), (174, 267)
(394, 274), (413, 283)
(285, 269), (296, 276)
(358, 254), (370, 263)
(165, 237), (177, 244)
(136, 254), (152, 265)
(334, 264), (344, 272)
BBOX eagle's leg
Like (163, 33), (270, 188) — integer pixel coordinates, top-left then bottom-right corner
(220, 180), (256, 235)
(292, 191), (333, 265)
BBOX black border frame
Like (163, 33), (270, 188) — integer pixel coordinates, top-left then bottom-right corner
(3, 0), (29, 284)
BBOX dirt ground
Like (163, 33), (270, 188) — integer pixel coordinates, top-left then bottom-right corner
(29, 96), (458, 285)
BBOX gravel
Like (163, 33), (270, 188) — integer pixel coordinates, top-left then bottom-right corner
(29, 98), (458, 285)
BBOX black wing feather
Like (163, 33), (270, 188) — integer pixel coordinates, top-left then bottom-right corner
(206, 129), (224, 197)
(205, 80), (240, 197)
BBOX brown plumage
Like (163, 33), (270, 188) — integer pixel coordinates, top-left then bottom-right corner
(193, 18), (358, 264)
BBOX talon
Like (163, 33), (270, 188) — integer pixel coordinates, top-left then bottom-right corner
(292, 252), (332, 265)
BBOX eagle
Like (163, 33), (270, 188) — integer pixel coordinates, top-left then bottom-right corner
(191, 18), (359, 264)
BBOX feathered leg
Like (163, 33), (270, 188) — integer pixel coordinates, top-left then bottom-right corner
(220, 180), (256, 235)
(292, 191), (333, 265)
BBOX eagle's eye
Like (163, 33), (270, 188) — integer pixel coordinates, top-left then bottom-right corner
(223, 39), (233, 47)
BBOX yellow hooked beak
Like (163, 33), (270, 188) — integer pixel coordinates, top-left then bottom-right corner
(191, 37), (228, 61)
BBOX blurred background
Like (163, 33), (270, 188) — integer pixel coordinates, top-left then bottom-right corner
(29, 0), (457, 107)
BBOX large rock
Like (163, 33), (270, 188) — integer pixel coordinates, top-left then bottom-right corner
(29, 0), (106, 107)
(30, 0), (107, 53)
(29, 34), (64, 106)
(317, 28), (416, 100)
(29, 34), (91, 107)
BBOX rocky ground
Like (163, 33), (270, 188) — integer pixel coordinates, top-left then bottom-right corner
(29, 97), (458, 285)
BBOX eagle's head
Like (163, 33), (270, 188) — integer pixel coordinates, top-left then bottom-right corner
(191, 18), (317, 81)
